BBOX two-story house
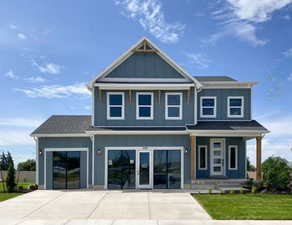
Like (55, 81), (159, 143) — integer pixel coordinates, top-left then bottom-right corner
(31, 38), (269, 190)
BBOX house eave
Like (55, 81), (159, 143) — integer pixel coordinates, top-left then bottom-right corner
(201, 81), (257, 89)
(94, 83), (195, 90)
(188, 129), (269, 137)
(30, 133), (89, 138)
(85, 130), (188, 135)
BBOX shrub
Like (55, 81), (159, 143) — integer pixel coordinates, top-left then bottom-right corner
(208, 187), (212, 194)
(6, 164), (16, 192)
(230, 190), (235, 194)
(262, 157), (291, 192)
(29, 184), (38, 191)
(220, 189), (225, 194)
(240, 188), (245, 194)
(251, 185), (257, 193)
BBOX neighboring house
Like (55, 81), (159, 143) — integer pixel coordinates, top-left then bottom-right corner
(31, 38), (269, 190)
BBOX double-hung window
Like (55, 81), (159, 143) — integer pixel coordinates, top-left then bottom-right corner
(198, 145), (207, 170)
(228, 145), (238, 170)
(228, 96), (244, 118)
(200, 97), (216, 118)
(107, 92), (124, 120)
(165, 93), (182, 120)
(136, 92), (153, 120)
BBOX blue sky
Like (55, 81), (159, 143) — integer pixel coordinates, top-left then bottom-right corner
(0, 0), (292, 165)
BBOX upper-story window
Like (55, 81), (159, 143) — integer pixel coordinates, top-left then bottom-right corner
(107, 92), (125, 120)
(165, 93), (182, 120)
(200, 96), (216, 118)
(227, 96), (244, 118)
(136, 92), (153, 120)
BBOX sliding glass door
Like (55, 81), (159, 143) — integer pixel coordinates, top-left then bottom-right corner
(53, 151), (80, 189)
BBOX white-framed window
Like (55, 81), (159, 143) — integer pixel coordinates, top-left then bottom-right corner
(136, 92), (153, 120)
(165, 92), (182, 120)
(227, 96), (244, 118)
(107, 92), (125, 120)
(228, 145), (238, 170)
(198, 145), (207, 170)
(200, 96), (216, 118)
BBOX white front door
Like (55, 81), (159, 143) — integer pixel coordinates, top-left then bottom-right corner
(210, 139), (225, 176)
(137, 150), (152, 189)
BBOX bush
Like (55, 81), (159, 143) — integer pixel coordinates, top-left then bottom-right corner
(29, 184), (38, 191)
(6, 164), (16, 192)
(208, 187), (212, 194)
(262, 157), (291, 192)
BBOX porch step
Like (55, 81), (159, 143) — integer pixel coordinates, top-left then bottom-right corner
(191, 179), (246, 190)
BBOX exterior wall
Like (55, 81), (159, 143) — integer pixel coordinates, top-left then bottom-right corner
(38, 137), (92, 190)
(106, 52), (188, 79)
(94, 88), (195, 126)
(197, 89), (251, 121)
(93, 135), (191, 187)
(196, 137), (246, 179)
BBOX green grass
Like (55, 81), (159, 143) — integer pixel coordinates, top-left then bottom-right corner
(194, 194), (292, 220)
(0, 193), (22, 202)
(0, 182), (33, 192)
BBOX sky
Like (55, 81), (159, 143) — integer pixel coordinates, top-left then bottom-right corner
(0, 0), (292, 166)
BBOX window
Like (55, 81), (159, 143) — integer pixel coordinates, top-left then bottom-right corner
(198, 146), (207, 170)
(200, 97), (216, 118)
(228, 97), (244, 118)
(107, 92), (124, 120)
(165, 93), (182, 120)
(228, 145), (238, 170)
(136, 92), (153, 120)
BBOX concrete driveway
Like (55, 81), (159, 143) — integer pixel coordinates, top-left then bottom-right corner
(0, 190), (210, 224)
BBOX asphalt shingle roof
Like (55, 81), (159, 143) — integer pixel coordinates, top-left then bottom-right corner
(193, 76), (237, 82)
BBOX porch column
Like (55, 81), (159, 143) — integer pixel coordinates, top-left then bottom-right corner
(191, 136), (196, 180)
(256, 136), (262, 181)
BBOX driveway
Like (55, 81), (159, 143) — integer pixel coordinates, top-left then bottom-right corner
(0, 190), (210, 224)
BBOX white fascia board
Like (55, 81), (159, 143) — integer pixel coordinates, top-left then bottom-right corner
(99, 78), (190, 83)
(31, 133), (89, 137)
(85, 130), (188, 135)
(201, 82), (257, 89)
(189, 129), (269, 137)
(87, 37), (202, 89)
(95, 83), (194, 90)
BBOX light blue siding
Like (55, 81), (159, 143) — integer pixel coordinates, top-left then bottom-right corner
(196, 137), (246, 179)
(106, 52), (188, 79)
(197, 89), (251, 120)
(94, 89), (195, 126)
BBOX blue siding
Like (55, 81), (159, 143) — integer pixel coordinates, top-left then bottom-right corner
(38, 137), (92, 189)
(196, 137), (246, 179)
(94, 89), (195, 126)
(106, 52), (188, 79)
(93, 135), (191, 186)
(197, 89), (251, 120)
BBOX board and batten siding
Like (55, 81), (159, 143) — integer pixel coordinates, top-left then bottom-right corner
(197, 89), (251, 121)
(94, 88), (195, 126)
(93, 135), (191, 187)
(37, 137), (92, 189)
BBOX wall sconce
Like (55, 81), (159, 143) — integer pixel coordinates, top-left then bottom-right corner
(39, 149), (43, 156)
(184, 149), (188, 153)
(96, 149), (102, 155)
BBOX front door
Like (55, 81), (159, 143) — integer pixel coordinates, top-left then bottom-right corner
(210, 139), (225, 176)
(137, 151), (152, 189)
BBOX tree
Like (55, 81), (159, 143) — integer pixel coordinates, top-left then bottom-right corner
(6, 163), (16, 192)
(17, 159), (36, 171)
(262, 157), (291, 192)
(247, 157), (256, 172)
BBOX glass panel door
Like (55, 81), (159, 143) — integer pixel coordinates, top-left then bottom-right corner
(137, 151), (151, 189)
(211, 139), (225, 176)
(53, 152), (66, 189)
(67, 152), (80, 189)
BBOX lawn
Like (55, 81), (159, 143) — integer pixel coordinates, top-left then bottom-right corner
(0, 182), (34, 202)
(194, 194), (292, 220)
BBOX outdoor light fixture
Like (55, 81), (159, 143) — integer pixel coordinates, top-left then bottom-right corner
(96, 149), (102, 155)
(39, 149), (43, 156)
(184, 149), (188, 153)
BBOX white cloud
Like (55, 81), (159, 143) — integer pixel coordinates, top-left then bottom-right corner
(283, 48), (292, 57)
(288, 74), (292, 81)
(15, 83), (90, 99)
(17, 33), (27, 40)
(226, 0), (292, 22)
(0, 130), (34, 146)
(114, 0), (185, 43)
(32, 59), (62, 74)
(4, 70), (19, 79)
(184, 52), (211, 69)
(9, 24), (18, 30)
(0, 118), (42, 128)
(24, 76), (46, 83)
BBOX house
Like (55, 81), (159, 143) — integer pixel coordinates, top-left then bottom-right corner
(31, 37), (269, 190)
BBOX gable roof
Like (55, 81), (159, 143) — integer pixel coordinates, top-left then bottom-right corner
(88, 37), (202, 89)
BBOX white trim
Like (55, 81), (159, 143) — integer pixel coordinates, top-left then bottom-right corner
(189, 130), (268, 137)
(99, 78), (190, 83)
(210, 138), (225, 176)
(86, 130), (188, 135)
(88, 37), (201, 88)
(44, 148), (89, 189)
(104, 146), (184, 189)
(92, 136), (95, 186)
(198, 145), (207, 170)
(200, 96), (216, 118)
(165, 92), (183, 120)
(96, 83), (194, 90)
(137, 150), (153, 189)
(194, 88), (197, 125)
(136, 92), (154, 120)
(31, 133), (88, 137)
(201, 82), (256, 89)
(227, 96), (244, 118)
(107, 92), (125, 120)
(35, 137), (39, 185)
(228, 145), (238, 170)
(92, 87), (95, 126)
